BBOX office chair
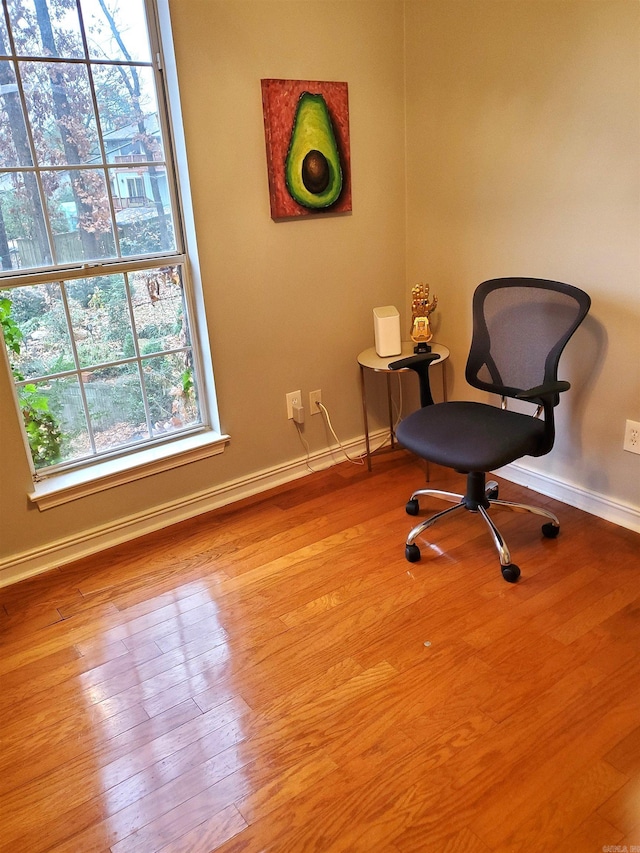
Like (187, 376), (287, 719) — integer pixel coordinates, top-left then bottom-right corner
(390, 277), (591, 582)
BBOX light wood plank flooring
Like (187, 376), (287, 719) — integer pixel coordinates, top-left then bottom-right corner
(1, 451), (639, 852)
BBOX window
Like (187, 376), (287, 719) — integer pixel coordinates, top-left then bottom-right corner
(125, 176), (146, 204)
(0, 0), (223, 502)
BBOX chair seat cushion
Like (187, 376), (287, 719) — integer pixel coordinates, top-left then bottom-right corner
(395, 401), (547, 472)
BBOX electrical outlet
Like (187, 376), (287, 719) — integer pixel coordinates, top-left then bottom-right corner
(623, 419), (640, 454)
(309, 389), (322, 414)
(286, 390), (301, 420)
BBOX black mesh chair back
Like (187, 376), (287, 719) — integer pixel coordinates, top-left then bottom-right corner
(466, 278), (592, 407)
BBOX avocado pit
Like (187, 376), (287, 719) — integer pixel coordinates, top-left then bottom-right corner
(301, 149), (330, 195)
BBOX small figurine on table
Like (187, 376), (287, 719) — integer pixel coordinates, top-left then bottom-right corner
(410, 283), (438, 353)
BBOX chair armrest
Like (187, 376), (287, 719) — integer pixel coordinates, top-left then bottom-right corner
(389, 352), (440, 407)
(388, 353), (440, 371)
(515, 380), (571, 455)
(515, 380), (571, 402)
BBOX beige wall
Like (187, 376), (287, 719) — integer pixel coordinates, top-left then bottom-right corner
(405, 0), (640, 508)
(0, 1), (408, 573)
(1, 0), (638, 580)
(168, 0), (408, 474)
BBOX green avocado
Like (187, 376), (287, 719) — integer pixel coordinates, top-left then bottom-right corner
(285, 92), (343, 209)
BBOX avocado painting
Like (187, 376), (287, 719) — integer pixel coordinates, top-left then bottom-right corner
(261, 79), (351, 219)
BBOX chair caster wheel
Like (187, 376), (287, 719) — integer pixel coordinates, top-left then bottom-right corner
(406, 499), (419, 516)
(501, 564), (521, 583)
(405, 544), (421, 563)
(542, 522), (559, 538)
(486, 482), (499, 500)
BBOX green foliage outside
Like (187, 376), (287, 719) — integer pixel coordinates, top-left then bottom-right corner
(0, 297), (62, 467)
(1, 267), (198, 469)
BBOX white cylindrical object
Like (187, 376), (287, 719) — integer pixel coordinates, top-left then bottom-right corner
(373, 306), (401, 357)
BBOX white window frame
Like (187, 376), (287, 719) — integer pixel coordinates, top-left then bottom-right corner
(0, 0), (228, 510)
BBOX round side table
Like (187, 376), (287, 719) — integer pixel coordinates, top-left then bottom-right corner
(357, 342), (449, 471)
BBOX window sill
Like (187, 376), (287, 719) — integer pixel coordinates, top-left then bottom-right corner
(29, 430), (230, 510)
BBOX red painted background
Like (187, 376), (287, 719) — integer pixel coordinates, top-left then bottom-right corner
(261, 79), (352, 220)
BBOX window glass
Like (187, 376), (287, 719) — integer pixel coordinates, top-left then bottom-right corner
(93, 64), (165, 164)
(0, 9), (9, 54)
(0, 59), (32, 168)
(0, 0), (208, 475)
(6, 0), (85, 59)
(0, 170), (51, 267)
(20, 60), (101, 166)
(81, 0), (151, 63)
(2, 262), (199, 468)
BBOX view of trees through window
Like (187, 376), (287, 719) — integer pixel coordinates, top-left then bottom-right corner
(0, 0), (204, 472)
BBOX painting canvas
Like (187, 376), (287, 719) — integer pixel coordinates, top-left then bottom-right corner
(261, 79), (352, 220)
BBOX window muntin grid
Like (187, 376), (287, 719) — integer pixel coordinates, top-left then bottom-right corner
(0, 0), (207, 474)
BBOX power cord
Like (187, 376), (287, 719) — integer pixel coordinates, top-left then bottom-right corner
(294, 420), (321, 473)
(293, 375), (406, 470)
(314, 375), (405, 466)
(316, 401), (366, 465)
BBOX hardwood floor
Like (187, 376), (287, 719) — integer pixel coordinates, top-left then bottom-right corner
(1, 451), (639, 852)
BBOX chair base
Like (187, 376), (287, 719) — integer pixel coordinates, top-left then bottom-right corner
(403, 471), (559, 582)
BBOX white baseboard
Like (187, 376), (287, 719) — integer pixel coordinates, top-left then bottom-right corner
(3, 437), (637, 589)
(497, 461), (640, 534)
(0, 432), (385, 589)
